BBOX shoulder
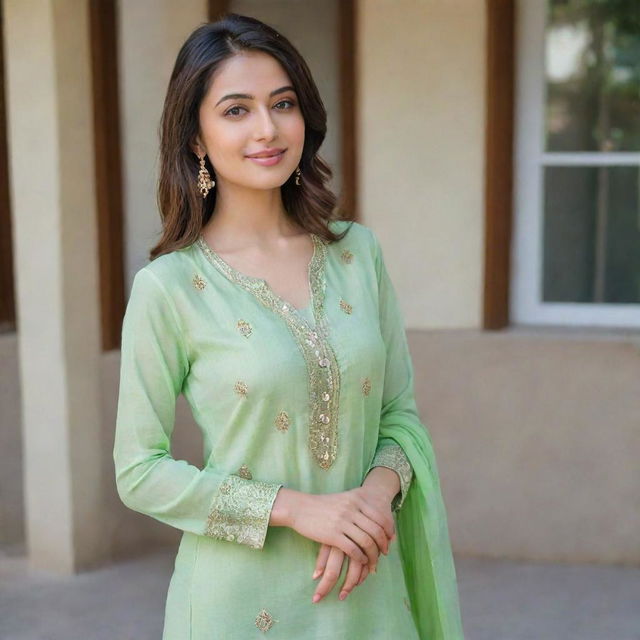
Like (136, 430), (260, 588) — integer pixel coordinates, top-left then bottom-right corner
(326, 219), (380, 255)
(128, 246), (195, 313)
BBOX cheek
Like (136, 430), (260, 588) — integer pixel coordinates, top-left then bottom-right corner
(284, 114), (305, 144)
(204, 126), (246, 164)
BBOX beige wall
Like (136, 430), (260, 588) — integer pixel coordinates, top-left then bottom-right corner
(358, 0), (486, 330)
(410, 328), (640, 565)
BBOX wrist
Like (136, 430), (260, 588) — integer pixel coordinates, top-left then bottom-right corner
(363, 466), (401, 503)
(269, 487), (303, 528)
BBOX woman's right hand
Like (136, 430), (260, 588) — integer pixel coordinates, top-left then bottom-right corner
(273, 487), (395, 568)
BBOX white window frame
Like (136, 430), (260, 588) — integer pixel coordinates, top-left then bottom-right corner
(511, 0), (640, 328)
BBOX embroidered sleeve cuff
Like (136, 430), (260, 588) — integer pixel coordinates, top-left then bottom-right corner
(204, 474), (283, 549)
(368, 443), (414, 511)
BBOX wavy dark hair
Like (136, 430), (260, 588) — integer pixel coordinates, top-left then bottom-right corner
(150, 13), (352, 261)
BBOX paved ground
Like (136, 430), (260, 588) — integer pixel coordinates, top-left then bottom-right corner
(1, 545), (638, 639)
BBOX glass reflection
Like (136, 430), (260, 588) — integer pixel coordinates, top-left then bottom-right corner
(545, 0), (640, 152)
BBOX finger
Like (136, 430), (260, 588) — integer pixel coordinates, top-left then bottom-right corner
(335, 534), (368, 565)
(313, 547), (345, 603)
(339, 556), (364, 601)
(353, 511), (390, 555)
(357, 563), (370, 586)
(313, 543), (331, 580)
(343, 522), (379, 571)
(358, 501), (396, 540)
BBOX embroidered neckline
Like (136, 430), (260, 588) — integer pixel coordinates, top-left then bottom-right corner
(196, 232), (321, 322)
(195, 231), (342, 470)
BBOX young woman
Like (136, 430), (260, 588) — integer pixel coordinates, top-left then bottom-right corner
(113, 13), (464, 639)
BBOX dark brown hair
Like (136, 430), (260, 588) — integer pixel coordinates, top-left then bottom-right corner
(150, 13), (352, 261)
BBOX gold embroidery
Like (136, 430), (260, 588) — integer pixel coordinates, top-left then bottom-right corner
(404, 596), (411, 612)
(339, 298), (353, 314)
(192, 274), (206, 290)
(234, 380), (248, 397)
(255, 608), (278, 632)
(237, 319), (253, 337)
(275, 411), (290, 432)
(205, 474), (283, 549)
(368, 444), (414, 511)
(340, 249), (353, 263)
(197, 233), (341, 470)
(237, 464), (252, 479)
(361, 377), (371, 396)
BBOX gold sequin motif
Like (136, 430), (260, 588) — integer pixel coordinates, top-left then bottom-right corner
(234, 380), (248, 397)
(339, 298), (353, 314)
(275, 411), (290, 432)
(341, 249), (354, 263)
(255, 609), (278, 632)
(192, 274), (206, 290)
(361, 377), (371, 396)
(197, 233), (340, 470)
(237, 319), (253, 337)
(237, 464), (252, 479)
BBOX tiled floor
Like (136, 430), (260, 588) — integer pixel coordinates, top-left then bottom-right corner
(1, 545), (638, 639)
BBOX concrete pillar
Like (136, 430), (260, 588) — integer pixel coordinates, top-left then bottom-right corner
(4, 0), (106, 573)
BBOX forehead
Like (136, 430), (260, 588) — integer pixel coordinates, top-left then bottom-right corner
(207, 51), (292, 97)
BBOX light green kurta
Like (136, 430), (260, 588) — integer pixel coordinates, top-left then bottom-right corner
(113, 219), (441, 638)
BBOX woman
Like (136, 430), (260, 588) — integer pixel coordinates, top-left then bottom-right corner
(113, 13), (464, 639)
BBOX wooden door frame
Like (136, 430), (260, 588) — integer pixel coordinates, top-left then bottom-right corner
(90, 0), (126, 350)
(483, 0), (515, 329)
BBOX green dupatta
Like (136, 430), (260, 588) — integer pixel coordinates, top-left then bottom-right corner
(369, 222), (465, 639)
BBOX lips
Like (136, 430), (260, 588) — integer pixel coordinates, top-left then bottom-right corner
(246, 148), (286, 158)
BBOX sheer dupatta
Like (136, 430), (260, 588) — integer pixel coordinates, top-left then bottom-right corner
(369, 224), (465, 639)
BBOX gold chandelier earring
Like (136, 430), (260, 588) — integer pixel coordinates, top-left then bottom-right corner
(197, 154), (215, 198)
(295, 166), (302, 185)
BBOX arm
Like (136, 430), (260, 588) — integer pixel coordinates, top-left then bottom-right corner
(363, 228), (418, 512)
(113, 267), (282, 549)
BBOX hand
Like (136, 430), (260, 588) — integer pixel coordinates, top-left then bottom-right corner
(287, 487), (395, 568)
(311, 544), (369, 604)
(310, 533), (393, 604)
(310, 481), (399, 603)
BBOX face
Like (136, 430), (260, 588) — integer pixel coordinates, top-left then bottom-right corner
(193, 50), (305, 191)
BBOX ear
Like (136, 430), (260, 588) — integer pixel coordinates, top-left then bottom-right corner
(190, 135), (204, 158)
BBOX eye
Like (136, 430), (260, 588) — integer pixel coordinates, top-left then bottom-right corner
(275, 99), (296, 110)
(224, 105), (248, 118)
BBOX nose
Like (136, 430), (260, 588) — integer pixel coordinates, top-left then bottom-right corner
(254, 105), (277, 140)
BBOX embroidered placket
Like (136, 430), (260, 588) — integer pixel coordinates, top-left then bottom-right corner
(196, 234), (341, 470)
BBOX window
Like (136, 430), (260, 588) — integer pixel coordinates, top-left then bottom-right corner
(512, 0), (640, 328)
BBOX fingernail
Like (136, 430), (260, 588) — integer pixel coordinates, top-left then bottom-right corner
(312, 594), (321, 603)
(339, 590), (348, 600)
(372, 565), (377, 574)
(312, 569), (321, 579)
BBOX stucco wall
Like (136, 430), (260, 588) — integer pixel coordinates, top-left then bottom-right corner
(358, 0), (486, 330)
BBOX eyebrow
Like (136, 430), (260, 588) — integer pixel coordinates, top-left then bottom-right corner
(215, 85), (296, 107)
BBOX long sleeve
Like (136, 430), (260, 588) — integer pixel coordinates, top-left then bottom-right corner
(113, 267), (283, 549)
(364, 228), (420, 511)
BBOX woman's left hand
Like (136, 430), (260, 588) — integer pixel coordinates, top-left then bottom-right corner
(311, 478), (399, 603)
